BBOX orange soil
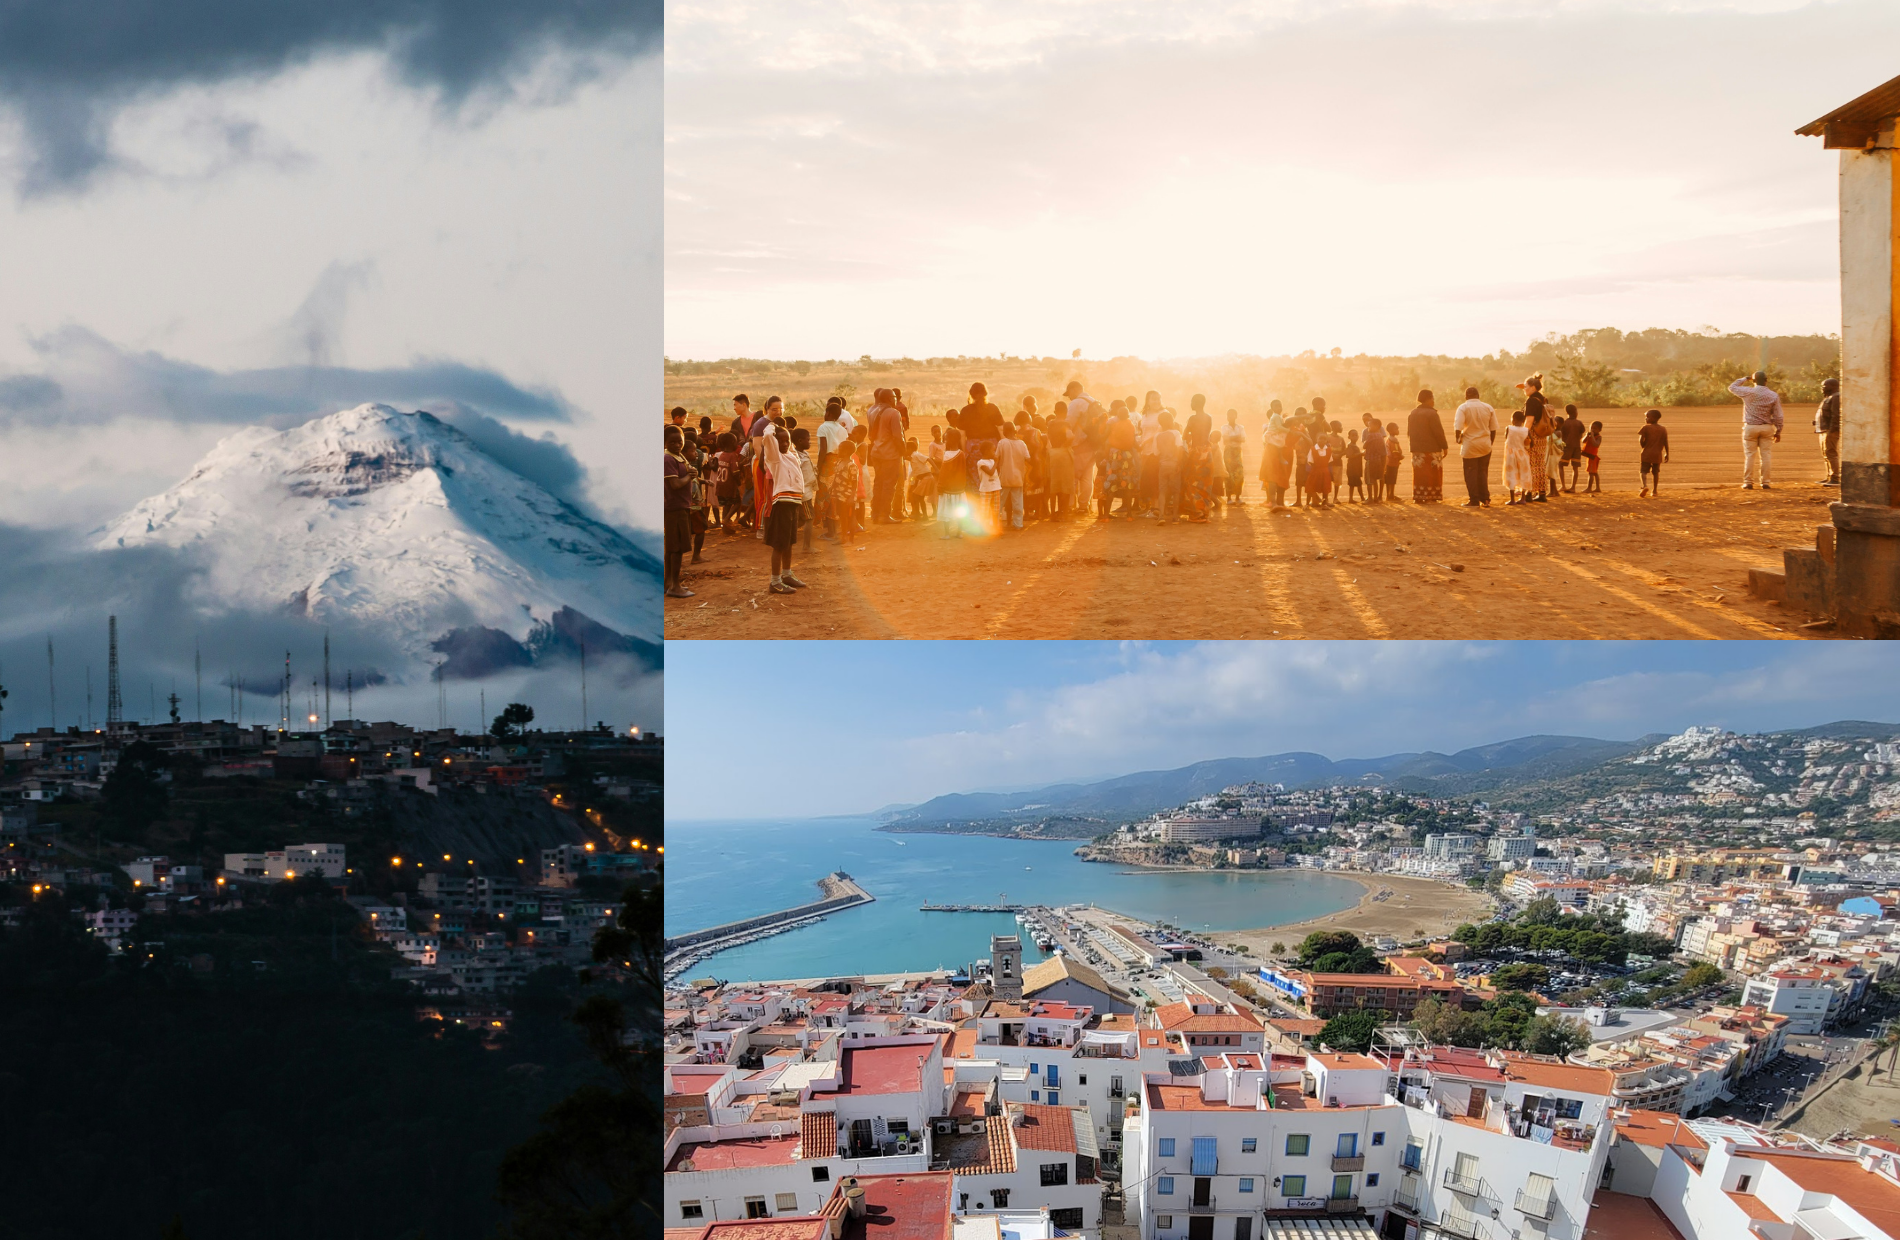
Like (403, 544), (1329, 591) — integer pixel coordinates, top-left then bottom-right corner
(667, 406), (1841, 641)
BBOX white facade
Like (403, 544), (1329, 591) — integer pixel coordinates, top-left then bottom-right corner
(1740, 972), (1835, 1035)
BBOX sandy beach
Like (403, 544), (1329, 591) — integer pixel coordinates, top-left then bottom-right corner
(1224, 871), (1496, 953)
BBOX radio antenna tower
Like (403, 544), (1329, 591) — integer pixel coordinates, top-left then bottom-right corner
(195, 639), (202, 723)
(106, 616), (123, 733)
(580, 641), (588, 732)
(323, 633), (331, 729)
(282, 651), (291, 734)
(346, 670), (353, 722)
(45, 636), (55, 731)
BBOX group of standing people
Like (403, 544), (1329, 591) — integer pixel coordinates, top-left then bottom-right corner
(659, 367), (1837, 599)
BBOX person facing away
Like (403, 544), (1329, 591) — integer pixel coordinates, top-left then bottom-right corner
(1730, 369), (1783, 490)
(1362, 418), (1387, 501)
(1815, 376), (1841, 485)
(1582, 421), (1603, 494)
(1558, 404), (1587, 493)
(1638, 409), (1669, 496)
(1344, 429), (1365, 502)
(1155, 411), (1184, 523)
(993, 421), (1031, 530)
(1452, 385), (1496, 508)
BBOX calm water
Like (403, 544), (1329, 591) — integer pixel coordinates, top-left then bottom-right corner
(666, 818), (1363, 981)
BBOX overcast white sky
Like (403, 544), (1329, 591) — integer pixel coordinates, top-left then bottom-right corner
(667, 641), (1900, 820)
(0, 3), (662, 730)
(665, 0), (1895, 360)
(0, 34), (660, 531)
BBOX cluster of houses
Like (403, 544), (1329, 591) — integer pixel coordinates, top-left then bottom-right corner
(665, 932), (1900, 1240)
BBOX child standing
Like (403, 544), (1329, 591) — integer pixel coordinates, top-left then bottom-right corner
(792, 427), (817, 551)
(1503, 410), (1532, 504)
(1344, 429), (1365, 502)
(1362, 421), (1387, 501)
(1638, 409), (1669, 496)
(1582, 421), (1603, 495)
(1046, 425), (1076, 520)
(975, 443), (1002, 529)
(1156, 412), (1184, 523)
(907, 436), (936, 519)
(1287, 413), (1312, 508)
(937, 427), (968, 538)
(715, 431), (745, 533)
(1384, 422), (1404, 499)
(1327, 420), (1348, 503)
(1307, 430), (1334, 509)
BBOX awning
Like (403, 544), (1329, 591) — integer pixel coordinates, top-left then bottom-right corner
(1262, 1220), (1377, 1240)
(1071, 1107), (1100, 1160)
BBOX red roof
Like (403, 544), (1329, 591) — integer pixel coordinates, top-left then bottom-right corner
(1751, 1149), (1900, 1236)
(814, 1045), (931, 1097)
(821, 1172), (955, 1240)
(669, 1073), (726, 1096)
(667, 1134), (802, 1173)
(1154, 1002), (1262, 1033)
(700, 1221), (830, 1240)
(1012, 1104), (1078, 1153)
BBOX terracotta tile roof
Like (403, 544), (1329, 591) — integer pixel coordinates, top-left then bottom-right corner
(1154, 1002), (1262, 1033)
(1023, 954), (1115, 998)
(933, 1122), (1015, 1175)
(800, 1111), (838, 1160)
(1011, 1103), (1079, 1153)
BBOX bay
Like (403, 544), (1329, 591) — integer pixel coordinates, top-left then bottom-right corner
(665, 818), (1364, 981)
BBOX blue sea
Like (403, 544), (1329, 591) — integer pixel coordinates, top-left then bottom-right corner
(665, 818), (1364, 981)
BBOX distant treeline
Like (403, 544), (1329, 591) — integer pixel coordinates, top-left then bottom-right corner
(663, 327), (1841, 411)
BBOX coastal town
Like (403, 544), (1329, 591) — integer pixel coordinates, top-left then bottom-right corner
(0, 708), (662, 1012)
(665, 725), (1900, 1240)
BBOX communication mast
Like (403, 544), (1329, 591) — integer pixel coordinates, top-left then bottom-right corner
(106, 616), (124, 733)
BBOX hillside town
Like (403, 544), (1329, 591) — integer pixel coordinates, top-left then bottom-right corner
(666, 727), (1900, 1240)
(0, 714), (662, 1008)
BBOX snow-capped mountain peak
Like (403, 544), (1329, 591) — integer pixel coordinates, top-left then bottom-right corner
(97, 404), (658, 671)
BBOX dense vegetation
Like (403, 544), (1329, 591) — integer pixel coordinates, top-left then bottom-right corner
(1450, 897), (1677, 965)
(663, 326), (1842, 418)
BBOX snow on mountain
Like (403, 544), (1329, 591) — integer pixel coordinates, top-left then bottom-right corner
(96, 404), (659, 672)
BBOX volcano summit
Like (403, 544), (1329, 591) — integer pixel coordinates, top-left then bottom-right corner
(97, 404), (659, 675)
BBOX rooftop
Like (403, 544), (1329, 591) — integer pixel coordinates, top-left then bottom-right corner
(1580, 1191), (1686, 1240)
(821, 1172), (956, 1240)
(1615, 1110), (1710, 1152)
(667, 1134), (802, 1174)
(815, 1044), (932, 1098)
(1011, 1103), (1079, 1154)
(1751, 1148), (1900, 1237)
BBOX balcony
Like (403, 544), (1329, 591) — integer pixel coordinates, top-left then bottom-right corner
(1332, 1155), (1364, 1172)
(1108, 1085), (1126, 1098)
(1392, 1186), (1420, 1213)
(1399, 1151), (1424, 1173)
(1440, 1214), (1485, 1240)
(1443, 1169), (1487, 1197)
(1514, 1190), (1556, 1220)
(1324, 1197), (1359, 1215)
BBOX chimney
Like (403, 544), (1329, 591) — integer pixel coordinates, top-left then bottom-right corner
(844, 1178), (867, 1219)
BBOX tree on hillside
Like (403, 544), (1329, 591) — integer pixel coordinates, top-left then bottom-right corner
(495, 881), (661, 1238)
(1490, 963), (1550, 992)
(492, 702), (536, 740)
(1318, 1009), (1386, 1053)
(102, 740), (169, 839)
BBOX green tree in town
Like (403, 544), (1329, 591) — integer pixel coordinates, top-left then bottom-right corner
(1521, 1013), (1592, 1058)
(1681, 963), (1724, 989)
(1490, 962), (1550, 993)
(1317, 1008), (1387, 1053)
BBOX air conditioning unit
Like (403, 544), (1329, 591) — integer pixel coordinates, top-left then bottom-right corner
(679, 1160), (696, 1172)
(935, 1119), (955, 1135)
(970, 1119), (987, 1134)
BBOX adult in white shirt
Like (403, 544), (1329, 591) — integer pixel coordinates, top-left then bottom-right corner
(1451, 386), (1498, 507)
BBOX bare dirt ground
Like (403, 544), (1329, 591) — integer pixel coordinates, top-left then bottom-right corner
(1227, 873), (1498, 948)
(668, 406), (1840, 640)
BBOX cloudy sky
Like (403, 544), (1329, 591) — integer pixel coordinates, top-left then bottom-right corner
(666, 0), (1895, 361)
(0, 1), (661, 730)
(667, 641), (1900, 820)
